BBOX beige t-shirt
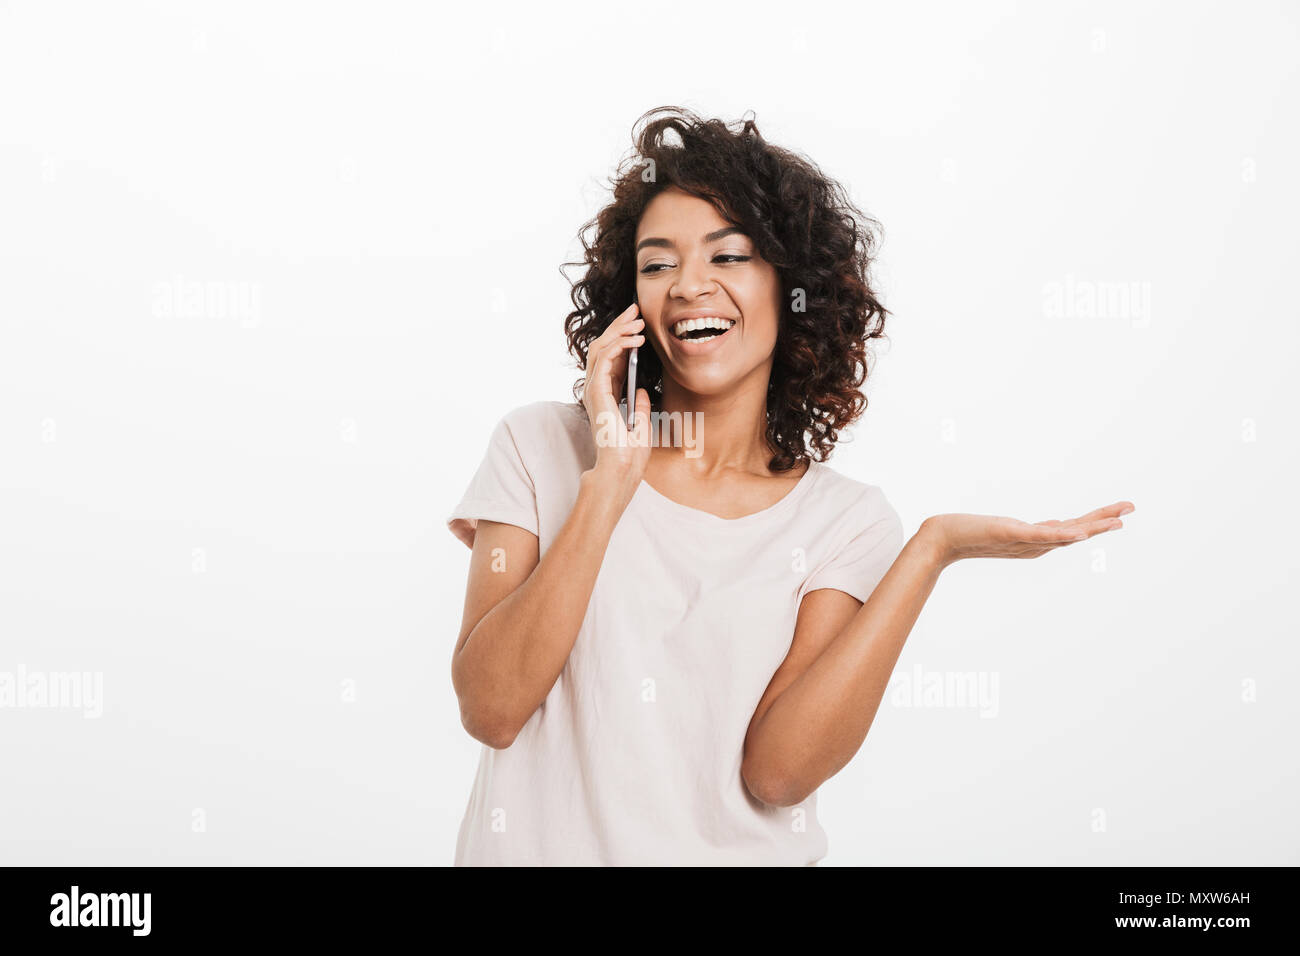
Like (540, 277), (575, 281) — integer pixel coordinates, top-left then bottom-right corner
(447, 400), (905, 866)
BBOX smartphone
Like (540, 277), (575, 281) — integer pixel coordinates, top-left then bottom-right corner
(625, 346), (638, 429)
(625, 294), (639, 429)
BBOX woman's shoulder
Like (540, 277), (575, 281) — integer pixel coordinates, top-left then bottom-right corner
(807, 460), (903, 529)
(492, 399), (592, 470)
(497, 399), (586, 434)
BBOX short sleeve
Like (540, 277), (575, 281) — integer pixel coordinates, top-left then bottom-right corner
(447, 411), (540, 549)
(803, 495), (906, 603)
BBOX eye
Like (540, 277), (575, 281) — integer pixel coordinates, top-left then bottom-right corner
(639, 254), (751, 274)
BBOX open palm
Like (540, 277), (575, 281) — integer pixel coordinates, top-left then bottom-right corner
(925, 501), (1133, 567)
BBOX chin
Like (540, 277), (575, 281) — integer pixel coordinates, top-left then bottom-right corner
(668, 368), (746, 397)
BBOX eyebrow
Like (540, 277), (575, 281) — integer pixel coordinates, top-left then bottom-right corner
(635, 226), (746, 254)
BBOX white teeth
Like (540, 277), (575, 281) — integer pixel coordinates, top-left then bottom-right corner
(672, 317), (736, 338)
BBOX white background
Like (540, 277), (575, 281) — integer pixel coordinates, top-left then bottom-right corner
(2, 0), (1296, 865)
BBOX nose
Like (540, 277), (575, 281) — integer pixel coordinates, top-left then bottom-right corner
(670, 254), (720, 301)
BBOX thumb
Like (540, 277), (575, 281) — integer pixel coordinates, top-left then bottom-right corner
(633, 388), (651, 438)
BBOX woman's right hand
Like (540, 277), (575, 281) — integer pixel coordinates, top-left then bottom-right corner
(581, 302), (652, 490)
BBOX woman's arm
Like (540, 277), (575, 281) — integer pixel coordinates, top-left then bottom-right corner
(740, 503), (1132, 807)
(452, 302), (650, 749)
(452, 466), (638, 749)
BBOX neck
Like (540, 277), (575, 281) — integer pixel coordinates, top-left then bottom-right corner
(654, 364), (777, 478)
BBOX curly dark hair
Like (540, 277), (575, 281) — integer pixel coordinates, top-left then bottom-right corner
(561, 105), (889, 473)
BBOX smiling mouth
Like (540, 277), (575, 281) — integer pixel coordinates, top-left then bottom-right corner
(671, 317), (737, 340)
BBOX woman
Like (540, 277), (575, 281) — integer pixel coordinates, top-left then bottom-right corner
(447, 106), (1132, 866)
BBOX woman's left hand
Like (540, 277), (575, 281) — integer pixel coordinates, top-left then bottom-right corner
(919, 501), (1134, 569)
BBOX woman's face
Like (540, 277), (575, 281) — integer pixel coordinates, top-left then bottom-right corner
(634, 186), (783, 398)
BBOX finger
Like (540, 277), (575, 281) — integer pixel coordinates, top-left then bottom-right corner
(585, 335), (645, 416)
(602, 315), (644, 342)
(610, 335), (646, 396)
(1016, 520), (1105, 544)
(585, 305), (642, 363)
(583, 342), (618, 414)
(586, 333), (646, 377)
(589, 316), (645, 369)
(1085, 516), (1125, 535)
(602, 302), (642, 335)
(1021, 520), (1123, 556)
(1019, 522), (1095, 543)
(594, 333), (646, 356)
(1067, 501), (1135, 524)
(1052, 516), (1125, 542)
